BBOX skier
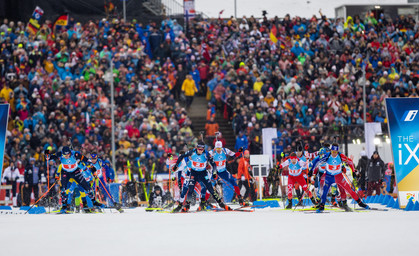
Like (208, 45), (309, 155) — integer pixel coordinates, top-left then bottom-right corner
(45, 146), (104, 213)
(169, 152), (209, 212)
(309, 143), (346, 207)
(294, 144), (311, 205)
(309, 143), (369, 212)
(309, 147), (328, 202)
(209, 141), (246, 206)
(88, 154), (111, 204)
(278, 152), (317, 209)
(172, 141), (231, 212)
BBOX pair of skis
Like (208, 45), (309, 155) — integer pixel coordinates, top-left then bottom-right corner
(305, 207), (388, 214)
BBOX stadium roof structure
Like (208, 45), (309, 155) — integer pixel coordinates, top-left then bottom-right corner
(335, 4), (419, 20)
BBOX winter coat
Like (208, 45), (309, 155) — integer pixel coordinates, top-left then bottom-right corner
(181, 78), (197, 96)
(237, 157), (252, 180)
(366, 157), (385, 182)
(25, 164), (42, 185)
(356, 156), (369, 183)
(2, 166), (20, 183)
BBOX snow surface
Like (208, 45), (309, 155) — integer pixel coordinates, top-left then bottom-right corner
(1, 203), (419, 256)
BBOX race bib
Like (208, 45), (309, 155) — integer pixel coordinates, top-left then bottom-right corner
(63, 163), (77, 169)
(192, 161), (205, 168)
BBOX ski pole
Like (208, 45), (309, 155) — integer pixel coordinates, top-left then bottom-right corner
(96, 176), (119, 207)
(45, 154), (50, 213)
(25, 181), (57, 214)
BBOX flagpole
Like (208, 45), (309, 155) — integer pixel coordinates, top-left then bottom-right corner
(123, 0), (126, 22)
(110, 59), (116, 173)
(234, 0), (237, 18)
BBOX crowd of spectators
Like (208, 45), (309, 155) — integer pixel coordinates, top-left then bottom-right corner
(198, 12), (419, 154)
(0, 16), (202, 205)
(1, 9), (418, 204)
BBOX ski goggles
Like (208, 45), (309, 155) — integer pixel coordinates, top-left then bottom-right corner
(289, 156), (298, 160)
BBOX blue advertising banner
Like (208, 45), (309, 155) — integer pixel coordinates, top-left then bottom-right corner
(0, 104), (10, 182)
(386, 98), (419, 208)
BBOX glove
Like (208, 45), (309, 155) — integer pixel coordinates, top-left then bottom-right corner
(89, 166), (97, 175)
(44, 149), (50, 155)
(55, 174), (60, 181)
(305, 144), (309, 150)
(212, 171), (218, 180)
(280, 152), (284, 158)
(171, 176), (176, 181)
(172, 166), (178, 172)
(238, 147), (243, 153)
(310, 175), (316, 183)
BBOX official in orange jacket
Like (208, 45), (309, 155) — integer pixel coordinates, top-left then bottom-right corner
(237, 150), (253, 200)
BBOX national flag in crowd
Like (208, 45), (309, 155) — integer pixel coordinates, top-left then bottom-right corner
(283, 100), (293, 111)
(218, 10), (224, 19)
(201, 43), (211, 62)
(53, 14), (69, 36)
(105, 1), (115, 14)
(270, 23), (278, 44)
(27, 6), (44, 34)
(280, 42), (286, 49)
(54, 14), (69, 28)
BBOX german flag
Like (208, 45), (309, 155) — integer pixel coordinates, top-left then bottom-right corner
(270, 24), (278, 44)
(283, 101), (293, 111)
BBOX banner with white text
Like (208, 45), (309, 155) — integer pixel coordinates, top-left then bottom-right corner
(386, 98), (419, 208)
(0, 104), (10, 182)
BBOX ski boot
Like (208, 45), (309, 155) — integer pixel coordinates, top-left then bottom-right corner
(238, 195), (249, 206)
(316, 203), (325, 213)
(310, 197), (318, 205)
(296, 195), (303, 206)
(205, 200), (217, 209)
(93, 200), (105, 209)
(83, 207), (95, 213)
(75, 205), (80, 213)
(340, 200), (353, 212)
(172, 202), (183, 213)
(357, 199), (370, 209)
(198, 200), (207, 211)
(219, 202), (232, 211)
(58, 205), (70, 214)
(285, 199), (293, 209)
(181, 201), (191, 212)
(114, 203), (124, 213)
(331, 196), (338, 207)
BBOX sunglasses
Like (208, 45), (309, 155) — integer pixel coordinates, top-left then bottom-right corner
(197, 147), (204, 150)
